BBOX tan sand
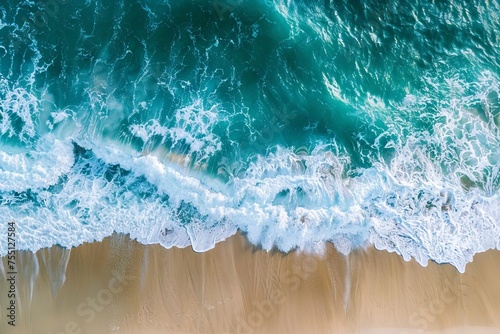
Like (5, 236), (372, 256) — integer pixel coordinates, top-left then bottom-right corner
(1, 232), (500, 334)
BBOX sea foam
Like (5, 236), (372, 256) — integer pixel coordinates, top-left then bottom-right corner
(0, 0), (499, 275)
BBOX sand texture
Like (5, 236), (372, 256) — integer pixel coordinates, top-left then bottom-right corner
(2, 233), (500, 333)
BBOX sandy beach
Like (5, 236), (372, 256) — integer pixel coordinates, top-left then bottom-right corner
(2, 233), (500, 334)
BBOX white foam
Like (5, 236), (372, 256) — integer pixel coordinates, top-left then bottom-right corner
(0, 135), (74, 192)
(0, 130), (498, 273)
(0, 63), (499, 274)
(46, 111), (70, 129)
(129, 99), (223, 166)
(0, 82), (39, 141)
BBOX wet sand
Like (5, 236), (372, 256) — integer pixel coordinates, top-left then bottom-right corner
(1, 232), (500, 333)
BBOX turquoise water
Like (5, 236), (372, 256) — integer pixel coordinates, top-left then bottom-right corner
(0, 0), (499, 272)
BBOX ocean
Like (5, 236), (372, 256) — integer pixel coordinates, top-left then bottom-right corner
(0, 0), (499, 272)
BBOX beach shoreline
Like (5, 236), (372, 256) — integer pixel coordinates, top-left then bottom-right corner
(2, 233), (500, 333)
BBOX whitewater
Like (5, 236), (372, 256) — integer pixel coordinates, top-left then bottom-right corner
(0, 0), (499, 273)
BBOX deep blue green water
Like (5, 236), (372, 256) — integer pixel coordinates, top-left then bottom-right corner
(0, 0), (499, 271)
